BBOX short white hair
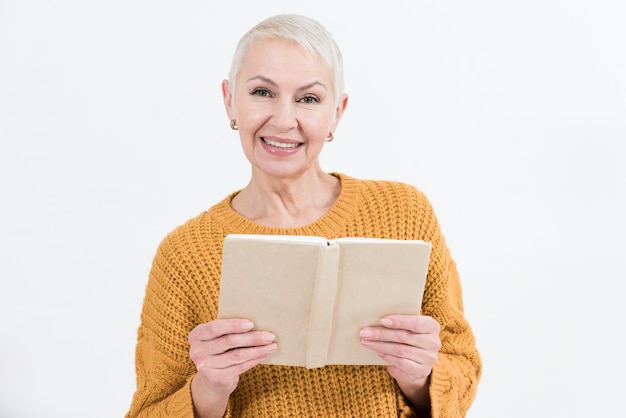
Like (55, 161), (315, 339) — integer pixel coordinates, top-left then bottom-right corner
(228, 14), (345, 106)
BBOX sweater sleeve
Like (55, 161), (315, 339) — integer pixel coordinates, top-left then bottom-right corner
(126, 230), (211, 418)
(417, 194), (482, 417)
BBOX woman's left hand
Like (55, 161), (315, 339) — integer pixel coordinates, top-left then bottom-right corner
(360, 315), (441, 385)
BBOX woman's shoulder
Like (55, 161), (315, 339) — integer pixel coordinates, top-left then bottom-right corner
(156, 193), (237, 252)
(336, 172), (430, 202)
(335, 173), (439, 239)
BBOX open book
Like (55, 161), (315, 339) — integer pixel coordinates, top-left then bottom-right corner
(217, 234), (432, 368)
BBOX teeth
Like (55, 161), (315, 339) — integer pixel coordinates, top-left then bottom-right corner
(262, 138), (300, 149)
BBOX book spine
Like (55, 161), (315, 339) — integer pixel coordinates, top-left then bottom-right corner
(305, 242), (341, 368)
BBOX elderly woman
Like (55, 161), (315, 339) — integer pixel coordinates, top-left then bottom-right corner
(126, 14), (481, 418)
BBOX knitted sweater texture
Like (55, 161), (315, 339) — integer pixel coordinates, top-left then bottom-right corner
(126, 173), (481, 418)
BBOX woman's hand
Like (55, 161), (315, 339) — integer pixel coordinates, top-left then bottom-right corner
(360, 315), (441, 409)
(188, 318), (276, 417)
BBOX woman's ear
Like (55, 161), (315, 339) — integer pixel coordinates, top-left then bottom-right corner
(222, 79), (235, 120)
(331, 93), (349, 131)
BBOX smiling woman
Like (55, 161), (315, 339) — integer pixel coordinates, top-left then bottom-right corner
(223, 36), (347, 227)
(125, 13), (481, 418)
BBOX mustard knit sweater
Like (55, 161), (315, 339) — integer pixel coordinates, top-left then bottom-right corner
(126, 173), (481, 418)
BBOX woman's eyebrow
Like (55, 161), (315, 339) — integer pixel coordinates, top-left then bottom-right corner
(297, 81), (328, 91)
(247, 75), (277, 86)
(247, 76), (328, 91)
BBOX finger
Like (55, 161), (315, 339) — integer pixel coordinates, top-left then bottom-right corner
(213, 331), (276, 355)
(218, 342), (278, 369)
(361, 338), (423, 360)
(363, 339), (438, 365)
(194, 345), (276, 391)
(189, 318), (255, 343)
(190, 330), (275, 363)
(360, 327), (441, 352)
(191, 337), (277, 372)
(363, 341), (438, 384)
(380, 315), (440, 334)
(361, 327), (420, 346)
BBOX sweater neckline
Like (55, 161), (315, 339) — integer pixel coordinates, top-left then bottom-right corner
(209, 173), (360, 237)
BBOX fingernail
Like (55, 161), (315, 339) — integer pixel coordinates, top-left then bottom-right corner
(266, 343), (277, 352)
(380, 318), (392, 327)
(360, 329), (373, 338)
(261, 332), (275, 343)
(242, 321), (254, 331)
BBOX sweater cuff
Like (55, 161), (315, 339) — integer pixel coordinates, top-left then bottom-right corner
(165, 376), (196, 417)
(428, 356), (460, 418)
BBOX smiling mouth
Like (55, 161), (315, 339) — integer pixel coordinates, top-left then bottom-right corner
(261, 137), (302, 149)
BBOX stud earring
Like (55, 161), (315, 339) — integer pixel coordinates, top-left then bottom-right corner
(325, 132), (334, 142)
(230, 119), (238, 130)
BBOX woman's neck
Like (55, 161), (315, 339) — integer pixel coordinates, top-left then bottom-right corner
(231, 171), (341, 228)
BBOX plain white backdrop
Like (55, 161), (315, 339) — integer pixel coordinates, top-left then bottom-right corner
(1, 1), (625, 417)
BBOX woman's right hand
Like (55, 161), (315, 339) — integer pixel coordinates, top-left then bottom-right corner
(188, 318), (276, 417)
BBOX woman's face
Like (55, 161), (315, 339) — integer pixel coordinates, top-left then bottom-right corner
(223, 38), (347, 180)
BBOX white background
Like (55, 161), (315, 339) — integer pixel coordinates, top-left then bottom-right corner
(1, 1), (625, 417)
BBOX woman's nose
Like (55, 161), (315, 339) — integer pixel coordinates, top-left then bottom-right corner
(270, 99), (298, 132)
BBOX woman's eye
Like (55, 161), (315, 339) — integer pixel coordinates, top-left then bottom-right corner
(252, 89), (271, 97)
(300, 96), (319, 104)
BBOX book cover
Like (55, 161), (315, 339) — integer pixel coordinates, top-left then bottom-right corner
(218, 234), (432, 368)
